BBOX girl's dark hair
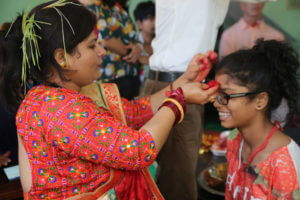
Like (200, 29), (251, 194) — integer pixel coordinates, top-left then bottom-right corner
(215, 39), (299, 119)
(0, 0), (96, 114)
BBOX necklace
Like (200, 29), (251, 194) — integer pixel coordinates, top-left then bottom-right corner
(239, 121), (281, 171)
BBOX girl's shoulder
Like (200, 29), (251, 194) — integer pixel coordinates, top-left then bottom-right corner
(257, 140), (300, 194)
(268, 139), (300, 166)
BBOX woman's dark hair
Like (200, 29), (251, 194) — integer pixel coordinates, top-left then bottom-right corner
(215, 39), (299, 119)
(0, 0), (97, 114)
(134, 1), (155, 22)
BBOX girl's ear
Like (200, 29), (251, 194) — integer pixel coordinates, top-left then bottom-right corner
(255, 92), (269, 110)
(54, 48), (68, 69)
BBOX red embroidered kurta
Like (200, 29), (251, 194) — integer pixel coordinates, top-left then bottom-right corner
(16, 85), (156, 199)
(226, 131), (300, 200)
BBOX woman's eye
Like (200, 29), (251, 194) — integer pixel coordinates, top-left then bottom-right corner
(89, 45), (96, 49)
(97, 41), (104, 48)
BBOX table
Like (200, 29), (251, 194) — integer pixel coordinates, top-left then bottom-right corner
(0, 168), (23, 200)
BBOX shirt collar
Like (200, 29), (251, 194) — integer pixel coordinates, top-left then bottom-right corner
(240, 18), (264, 30)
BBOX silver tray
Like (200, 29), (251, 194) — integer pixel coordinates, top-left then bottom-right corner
(198, 166), (225, 196)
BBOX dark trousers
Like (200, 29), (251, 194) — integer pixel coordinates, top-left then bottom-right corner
(109, 75), (141, 100)
(142, 79), (204, 200)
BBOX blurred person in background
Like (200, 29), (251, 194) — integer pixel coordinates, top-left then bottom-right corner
(219, 1), (285, 58)
(134, 1), (155, 86)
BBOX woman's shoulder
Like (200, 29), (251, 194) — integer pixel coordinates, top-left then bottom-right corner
(25, 85), (78, 100)
(22, 85), (95, 109)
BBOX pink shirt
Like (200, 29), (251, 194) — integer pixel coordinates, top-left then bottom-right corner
(219, 18), (285, 58)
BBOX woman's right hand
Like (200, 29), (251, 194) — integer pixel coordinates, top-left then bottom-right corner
(181, 82), (219, 105)
(181, 51), (218, 83)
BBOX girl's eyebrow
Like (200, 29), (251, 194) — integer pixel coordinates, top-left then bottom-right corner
(219, 88), (234, 93)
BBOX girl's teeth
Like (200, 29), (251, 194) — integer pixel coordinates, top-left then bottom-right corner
(219, 112), (230, 117)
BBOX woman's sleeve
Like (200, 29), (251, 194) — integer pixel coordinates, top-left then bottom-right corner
(44, 97), (157, 171)
(121, 96), (153, 130)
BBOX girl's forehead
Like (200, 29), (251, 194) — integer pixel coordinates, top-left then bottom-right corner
(215, 73), (232, 84)
(216, 73), (250, 92)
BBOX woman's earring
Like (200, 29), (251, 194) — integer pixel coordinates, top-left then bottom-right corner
(60, 61), (67, 69)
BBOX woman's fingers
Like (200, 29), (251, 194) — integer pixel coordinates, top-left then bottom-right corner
(182, 82), (219, 104)
(194, 61), (211, 82)
(192, 51), (218, 83)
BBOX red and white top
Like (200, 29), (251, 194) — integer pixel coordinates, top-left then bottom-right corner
(226, 131), (300, 200)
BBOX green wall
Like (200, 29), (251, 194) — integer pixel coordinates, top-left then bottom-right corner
(264, 0), (300, 71)
(264, 0), (300, 42)
(0, 0), (50, 24)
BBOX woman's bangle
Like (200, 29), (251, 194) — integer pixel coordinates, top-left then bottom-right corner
(162, 98), (184, 124)
(168, 87), (186, 113)
(158, 99), (182, 125)
(160, 86), (186, 125)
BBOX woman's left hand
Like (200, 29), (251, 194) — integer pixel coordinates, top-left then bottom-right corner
(181, 82), (219, 105)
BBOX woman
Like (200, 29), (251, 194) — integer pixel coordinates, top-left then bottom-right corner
(213, 39), (300, 199)
(0, 1), (217, 199)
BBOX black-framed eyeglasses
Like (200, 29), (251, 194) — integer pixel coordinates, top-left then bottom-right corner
(216, 91), (260, 105)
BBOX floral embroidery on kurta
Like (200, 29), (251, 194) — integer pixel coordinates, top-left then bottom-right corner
(17, 85), (156, 199)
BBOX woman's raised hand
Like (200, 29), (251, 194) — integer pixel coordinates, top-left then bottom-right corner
(182, 51), (218, 83)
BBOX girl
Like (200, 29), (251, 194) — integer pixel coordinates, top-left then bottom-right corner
(214, 39), (300, 199)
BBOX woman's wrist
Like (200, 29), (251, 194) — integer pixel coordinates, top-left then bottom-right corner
(173, 76), (188, 91)
(159, 87), (186, 125)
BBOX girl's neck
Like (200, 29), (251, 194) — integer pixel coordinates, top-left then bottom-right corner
(239, 119), (274, 150)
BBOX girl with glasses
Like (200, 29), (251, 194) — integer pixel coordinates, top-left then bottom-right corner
(213, 39), (300, 199)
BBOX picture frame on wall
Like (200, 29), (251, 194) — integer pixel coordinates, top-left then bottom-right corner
(287, 0), (300, 9)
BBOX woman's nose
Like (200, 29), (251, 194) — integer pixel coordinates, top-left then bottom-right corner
(97, 45), (106, 57)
